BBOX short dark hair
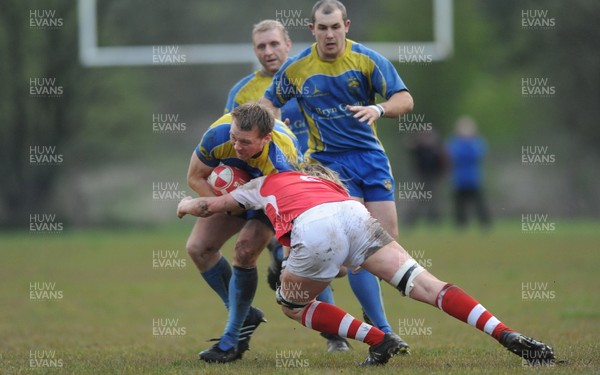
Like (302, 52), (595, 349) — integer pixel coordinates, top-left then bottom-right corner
(311, 0), (348, 23)
(230, 102), (274, 138)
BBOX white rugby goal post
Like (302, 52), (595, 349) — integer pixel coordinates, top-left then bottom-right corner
(78, 0), (453, 66)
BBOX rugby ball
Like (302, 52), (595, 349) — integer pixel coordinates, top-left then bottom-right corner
(208, 165), (251, 196)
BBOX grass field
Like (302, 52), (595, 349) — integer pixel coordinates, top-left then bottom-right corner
(1, 220), (599, 374)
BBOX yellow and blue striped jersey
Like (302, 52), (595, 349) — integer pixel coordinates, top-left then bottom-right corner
(264, 39), (408, 154)
(225, 71), (310, 154)
(224, 71), (272, 114)
(195, 113), (302, 178)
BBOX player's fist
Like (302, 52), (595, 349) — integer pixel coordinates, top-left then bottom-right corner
(177, 196), (212, 218)
(176, 196), (194, 218)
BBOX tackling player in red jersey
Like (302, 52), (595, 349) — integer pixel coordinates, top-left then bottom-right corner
(177, 163), (556, 367)
(261, 0), (413, 346)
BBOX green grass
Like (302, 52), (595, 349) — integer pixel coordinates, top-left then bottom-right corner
(1, 220), (599, 374)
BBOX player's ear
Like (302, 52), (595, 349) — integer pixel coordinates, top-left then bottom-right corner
(309, 23), (315, 35)
(345, 19), (351, 33)
(263, 132), (273, 144)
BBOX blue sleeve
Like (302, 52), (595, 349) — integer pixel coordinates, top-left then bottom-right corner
(225, 74), (254, 114)
(269, 123), (303, 171)
(368, 51), (408, 99)
(264, 61), (295, 108)
(224, 86), (238, 114)
(195, 127), (221, 167)
(280, 99), (300, 121)
(270, 146), (301, 172)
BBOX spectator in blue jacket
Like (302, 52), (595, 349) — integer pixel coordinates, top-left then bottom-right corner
(447, 116), (491, 228)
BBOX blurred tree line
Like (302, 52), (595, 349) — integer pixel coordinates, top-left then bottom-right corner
(1, 0), (598, 228)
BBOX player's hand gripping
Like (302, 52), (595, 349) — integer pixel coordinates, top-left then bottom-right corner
(347, 103), (385, 126)
(177, 196), (212, 218)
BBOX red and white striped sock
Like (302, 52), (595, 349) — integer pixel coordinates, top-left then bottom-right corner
(436, 283), (513, 341)
(301, 301), (385, 346)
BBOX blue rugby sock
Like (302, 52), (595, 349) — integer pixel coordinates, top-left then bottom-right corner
(316, 285), (335, 304)
(200, 256), (231, 310)
(219, 266), (258, 351)
(274, 244), (284, 262)
(348, 268), (392, 333)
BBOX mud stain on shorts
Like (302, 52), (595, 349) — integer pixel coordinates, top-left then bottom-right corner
(364, 217), (394, 259)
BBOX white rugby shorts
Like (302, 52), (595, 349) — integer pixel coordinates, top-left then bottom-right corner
(286, 200), (393, 282)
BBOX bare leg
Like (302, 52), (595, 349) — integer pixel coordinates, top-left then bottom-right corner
(279, 270), (386, 345)
(279, 269), (404, 365)
(360, 241), (556, 364)
(360, 241), (445, 304)
(364, 200), (399, 240)
(186, 214), (245, 272)
(347, 199), (397, 335)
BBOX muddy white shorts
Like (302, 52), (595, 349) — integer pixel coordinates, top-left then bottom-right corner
(286, 200), (394, 282)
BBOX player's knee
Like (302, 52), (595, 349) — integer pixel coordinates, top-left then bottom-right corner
(277, 286), (308, 321)
(185, 238), (213, 257)
(280, 303), (307, 322)
(390, 259), (426, 297)
(280, 305), (304, 321)
(388, 227), (399, 241)
(380, 221), (399, 241)
(185, 240), (198, 257)
(234, 239), (262, 267)
(185, 237), (223, 270)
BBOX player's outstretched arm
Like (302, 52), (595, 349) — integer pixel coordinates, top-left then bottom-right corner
(177, 195), (240, 218)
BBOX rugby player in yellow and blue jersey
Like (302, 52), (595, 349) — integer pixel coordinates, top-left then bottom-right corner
(224, 19), (351, 353)
(224, 20), (309, 155)
(262, 0), (414, 352)
(185, 102), (301, 363)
